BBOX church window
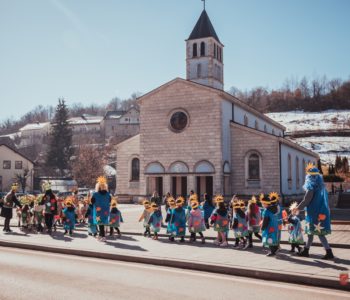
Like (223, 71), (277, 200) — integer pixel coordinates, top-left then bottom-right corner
(255, 120), (259, 130)
(197, 63), (202, 78)
(131, 158), (140, 181)
(248, 154), (260, 180)
(219, 47), (222, 62)
(302, 158), (306, 179)
(264, 124), (267, 132)
(200, 42), (205, 56)
(170, 111), (188, 133)
(193, 43), (197, 57)
(272, 128), (275, 135)
(214, 44), (217, 58)
(244, 115), (248, 126)
(288, 154), (292, 189)
(296, 156), (300, 189)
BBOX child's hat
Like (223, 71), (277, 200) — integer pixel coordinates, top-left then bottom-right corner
(269, 192), (280, 203)
(214, 195), (224, 204)
(289, 201), (298, 211)
(167, 196), (175, 204)
(175, 196), (185, 204)
(305, 162), (320, 175)
(189, 193), (198, 203)
(11, 182), (19, 191)
(64, 196), (74, 207)
(249, 195), (257, 204)
(143, 199), (150, 206)
(151, 202), (158, 209)
(190, 199), (199, 209)
(239, 200), (246, 208)
(232, 200), (240, 209)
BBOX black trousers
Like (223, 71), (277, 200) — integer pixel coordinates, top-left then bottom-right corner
(110, 227), (120, 235)
(291, 243), (302, 252)
(4, 218), (11, 230)
(248, 232), (262, 245)
(190, 232), (204, 240)
(45, 214), (54, 230)
(99, 225), (105, 237)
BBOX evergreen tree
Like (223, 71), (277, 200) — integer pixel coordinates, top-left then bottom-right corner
(335, 155), (342, 173)
(342, 156), (349, 173)
(317, 159), (323, 174)
(45, 98), (73, 176)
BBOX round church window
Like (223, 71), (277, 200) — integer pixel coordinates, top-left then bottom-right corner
(170, 111), (188, 132)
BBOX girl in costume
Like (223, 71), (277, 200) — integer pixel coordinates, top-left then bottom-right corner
(139, 199), (153, 237)
(231, 199), (249, 248)
(269, 192), (285, 248)
(210, 195), (229, 247)
(169, 197), (186, 242)
(260, 194), (279, 256)
(33, 195), (45, 233)
(188, 197), (206, 243)
(62, 197), (76, 236)
(287, 202), (304, 254)
(109, 198), (123, 237)
(165, 196), (176, 236)
(91, 176), (111, 242)
(40, 182), (58, 235)
(85, 193), (97, 237)
(20, 196), (32, 230)
(201, 193), (215, 229)
(298, 163), (334, 259)
(148, 202), (163, 240)
(0, 183), (22, 233)
(245, 196), (262, 249)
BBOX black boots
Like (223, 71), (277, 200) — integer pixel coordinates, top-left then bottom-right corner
(322, 249), (334, 260)
(298, 247), (309, 257)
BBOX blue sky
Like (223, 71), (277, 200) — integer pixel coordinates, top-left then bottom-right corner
(1, 0), (349, 121)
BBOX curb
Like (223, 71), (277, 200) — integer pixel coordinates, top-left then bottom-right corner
(0, 239), (348, 292)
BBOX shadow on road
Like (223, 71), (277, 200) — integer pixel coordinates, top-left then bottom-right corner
(104, 240), (147, 252)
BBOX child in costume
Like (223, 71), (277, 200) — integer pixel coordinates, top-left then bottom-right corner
(269, 192), (285, 248)
(40, 182), (58, 235)
(169, 197), (187, 242)
(202, 193), (215, 229)
(62, 197), (76, 236)
(139, 199), (152, 237)
(260, 194), (279, 256)
(188, 197), (206, 243)
(109, 199), (123, 237)
(148, 202), (163, 240)
(231, 199), (249, 248)
(245, 196), (262, 248)
(0, 183), (22, 233)
(33, 195), (45, 233)
(85, 195), (97, 237)
(287, 202), (304, 254)
(298, 163), (334, 259)
(91, 176), (111, 242)
(210, 195), (229, 247)
(165, 196), (176, 236)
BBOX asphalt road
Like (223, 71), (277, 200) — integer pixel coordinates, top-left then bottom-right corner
(0, 247), (349, 300)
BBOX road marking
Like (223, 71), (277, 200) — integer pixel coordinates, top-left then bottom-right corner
(2, 247), (349, 298)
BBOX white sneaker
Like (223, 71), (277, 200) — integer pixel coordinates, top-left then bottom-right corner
(214, 239), (221, 245)
(220, 241), (228, 247)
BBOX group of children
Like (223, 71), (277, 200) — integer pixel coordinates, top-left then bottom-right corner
(138, 191), (305, 257)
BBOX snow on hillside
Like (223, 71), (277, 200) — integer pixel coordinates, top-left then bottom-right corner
(266, 110), (350, 163)
(266, 110), (350, 133)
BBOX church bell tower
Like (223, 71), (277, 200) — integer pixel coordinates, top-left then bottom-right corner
(186, 9), (224, 90)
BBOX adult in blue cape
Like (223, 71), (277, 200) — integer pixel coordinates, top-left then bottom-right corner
(298, 163), (334, 260)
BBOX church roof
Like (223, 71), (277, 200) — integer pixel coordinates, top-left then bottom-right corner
(188, 10), (220, 42)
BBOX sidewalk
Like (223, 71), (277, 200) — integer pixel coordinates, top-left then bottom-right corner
(1, 226), (349, 291)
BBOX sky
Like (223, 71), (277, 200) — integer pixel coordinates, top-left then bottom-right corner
(1, 0), (350, 122)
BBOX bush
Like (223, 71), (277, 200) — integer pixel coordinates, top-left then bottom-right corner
(323, 174), (344, 182)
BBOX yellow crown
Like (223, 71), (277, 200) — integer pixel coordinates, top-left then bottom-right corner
(111, 200), (117, 207)
(143, 199), (150, 206)
(289, 201), (298, 211)
(97, 176), (107, 185)
(232, 200), (240, 208)
(214, 195), (224, 204)
(176, 196), (185, 204)
(305, 162), (319, 175)
(239, 200), (246, 208)
(249, 196), (257, 204)
(167, 196), (175, 203)
(11, 182), (19, 191)
(64, 196), (74, 206)
(189, 193), (198, 202)
(151, 202), (158, 208)
(269, 192), (280, 203)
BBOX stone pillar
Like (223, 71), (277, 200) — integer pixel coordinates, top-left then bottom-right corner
(187, 175), (196, 195)
(163, 175), (171, 195)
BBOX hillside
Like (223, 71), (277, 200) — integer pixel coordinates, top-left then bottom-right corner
(266, 110), (350, 163)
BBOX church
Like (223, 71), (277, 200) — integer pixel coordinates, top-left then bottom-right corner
(115, 9), (318, 202)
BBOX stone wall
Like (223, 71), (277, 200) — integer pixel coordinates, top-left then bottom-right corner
(230, 122), (280, 196)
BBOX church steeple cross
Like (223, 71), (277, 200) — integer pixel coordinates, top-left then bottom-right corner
(202, 0), (206, 10)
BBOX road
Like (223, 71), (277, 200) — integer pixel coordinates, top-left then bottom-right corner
(0, 247), (349, 300)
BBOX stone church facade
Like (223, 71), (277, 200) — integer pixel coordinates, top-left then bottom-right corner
(115, 9), (318, 202)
